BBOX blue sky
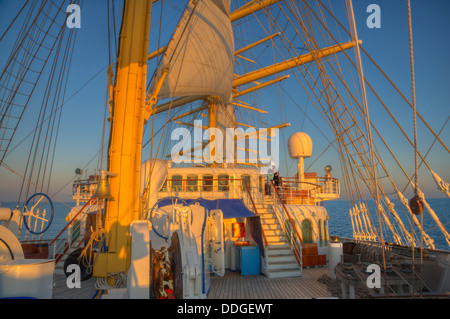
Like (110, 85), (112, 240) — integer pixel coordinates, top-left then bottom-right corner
(0, 0), (449, 202)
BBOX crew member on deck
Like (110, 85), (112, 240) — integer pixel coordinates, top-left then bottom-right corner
(273, 169), (281, 192)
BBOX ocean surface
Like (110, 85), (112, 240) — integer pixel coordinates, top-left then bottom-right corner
(323, 198), (450, 251)
(1, 198), (449, 251)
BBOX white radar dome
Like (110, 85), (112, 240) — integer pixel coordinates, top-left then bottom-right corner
(287, 132), (313, 158)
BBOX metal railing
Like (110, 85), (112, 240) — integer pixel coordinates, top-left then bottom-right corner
(280, 176), (340, 201)
(274, 180), (319, 205)
(269, 180), (304, 269)
(48, 197), (99, 264)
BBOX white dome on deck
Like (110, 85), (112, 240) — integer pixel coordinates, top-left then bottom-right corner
(287, 132), (313, 158)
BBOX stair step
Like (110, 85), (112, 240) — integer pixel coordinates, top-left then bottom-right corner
(263, 229), (284, 236)
(259, 212), (277, 220)
(260, 217), (278, 224)
(262, 223), (282, 231)
(266, 247), (293, 256)
(265, 268), (302, 278)
(267, 261), (300, 271)
(265, 234), (288, 242)
(267, 248), (292, 255)
(266, 254), (297, 263)
(256, 199), (306, 279)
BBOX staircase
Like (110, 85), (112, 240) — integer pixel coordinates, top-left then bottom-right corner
(256, 197), (302, 278)
(256, 196), (327, 278)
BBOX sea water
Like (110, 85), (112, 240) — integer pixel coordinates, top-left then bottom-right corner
(324, 198), (450, 251)
(0, 201), (76, 242)
(1, 198), (449, 251)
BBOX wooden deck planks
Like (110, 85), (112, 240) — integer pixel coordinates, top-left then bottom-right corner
(207, 267), (332, 299)
(52, 266), (332, 299)
(52, 274), (96, 299)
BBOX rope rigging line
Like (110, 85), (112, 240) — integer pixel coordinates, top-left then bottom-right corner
(141, 1), (202, 217)
(284, 1), (443, 246)
(19, 1), (79, 201)
(0, 3), (57, 162)
(407, 0), (419, 197)
(0, 0), (32, 42)
(0, 161), (71, 208)
(0, 0), (70, 172)
(280, 0), (414, 249)
(18, 2), (81, 205)
(3, 65), (107, 160)
(315, 0), (450, 155)
(406, 0), (425, 296)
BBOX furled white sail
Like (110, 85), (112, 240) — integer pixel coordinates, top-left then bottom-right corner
(153, 0), (234, 103)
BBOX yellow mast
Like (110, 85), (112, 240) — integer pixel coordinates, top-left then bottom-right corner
(207, 96), (219, 166)
(93, 0), (152, 285)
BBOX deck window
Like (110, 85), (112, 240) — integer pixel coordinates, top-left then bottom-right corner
(171, 175), (183, 192)
(202, 175), (213, 191)
(187, 175), (198, 192)
(318, 219), (323, 247)
(301, 219), (313, 244)
(241, 175), (251, 191)
(218, 174), (229, 191)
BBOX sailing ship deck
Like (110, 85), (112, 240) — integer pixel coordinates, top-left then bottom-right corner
(207, 267), (332, 299)
(52, 266), (332, 299)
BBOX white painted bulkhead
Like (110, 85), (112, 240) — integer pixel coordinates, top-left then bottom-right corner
(284, 205), (330, 256)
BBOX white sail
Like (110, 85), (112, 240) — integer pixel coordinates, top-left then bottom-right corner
(153, 0), (234, 103)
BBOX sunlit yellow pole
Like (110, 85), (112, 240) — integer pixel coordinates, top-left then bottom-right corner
(94, 0), (152, 285)
(230, 0), (282, 22)
(234, 32), (280, 55)
(233, 75), (289, 98)
(207, 96), (219, 166)
(233, 41), (360, 88)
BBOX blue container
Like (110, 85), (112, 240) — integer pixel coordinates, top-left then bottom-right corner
(238, 246), (260, 276)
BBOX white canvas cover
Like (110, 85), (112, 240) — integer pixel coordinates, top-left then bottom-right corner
(153, 0), (234, 103)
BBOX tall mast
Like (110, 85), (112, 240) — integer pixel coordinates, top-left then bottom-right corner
(93, 0), (152, 286)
